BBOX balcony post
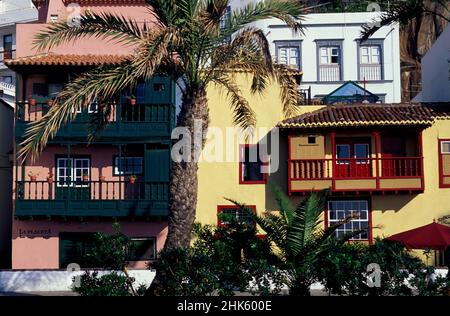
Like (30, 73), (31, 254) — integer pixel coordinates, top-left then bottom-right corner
(419, 130), (424, 190)
(118, 144), (122, 201)
(331, 132), (336, 190)
(374, 131), (380, 189)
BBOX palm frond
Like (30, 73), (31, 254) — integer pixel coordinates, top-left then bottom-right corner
(212, 75), (256, 132)
(230, 0), (306, 35)
(272, 64), (300, 119)
(33, 11), (146, 51)
(360, 0), (450, 42)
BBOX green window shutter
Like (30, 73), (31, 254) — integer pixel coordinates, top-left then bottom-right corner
(145, 148), (170, 201)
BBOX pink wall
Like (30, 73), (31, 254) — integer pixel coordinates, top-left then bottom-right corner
(12, 219), (168, 269)
(18, 1), (155, 58)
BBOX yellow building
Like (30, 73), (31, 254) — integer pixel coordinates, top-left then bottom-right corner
(197, 74), (450, 264)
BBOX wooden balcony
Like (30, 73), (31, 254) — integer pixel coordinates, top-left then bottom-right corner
(15, 180), (169, 218)
(15, 101), (175, 143)
(289, 157), (424, 193)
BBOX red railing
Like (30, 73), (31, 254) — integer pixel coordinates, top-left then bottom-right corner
(290, 157), (422, 180)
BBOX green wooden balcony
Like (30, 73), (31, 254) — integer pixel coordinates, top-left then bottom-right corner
(15, 101), (175, 143)
(15, 180), (169, 218)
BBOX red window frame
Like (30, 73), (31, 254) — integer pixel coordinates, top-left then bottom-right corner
(239, 144), (267, 185)
(438, 139), (450, 188)
(217, 205), (257, 227)
(324, 198), (373, 244)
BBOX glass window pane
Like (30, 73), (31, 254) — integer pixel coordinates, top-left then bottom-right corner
(336, 145), (350, 159)
(354, 144), (369, 158)
(442, 141), (450, 154)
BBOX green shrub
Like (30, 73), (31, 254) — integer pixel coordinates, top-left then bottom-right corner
(73, 271), (133, 296)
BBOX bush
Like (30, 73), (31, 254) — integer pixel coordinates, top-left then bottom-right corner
(316, 238), (450, 296)
(73, 271), (133, 296)
(150, 218), (284, 296)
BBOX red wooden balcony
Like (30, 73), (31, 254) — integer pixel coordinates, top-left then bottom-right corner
(289, 157), (424, 194)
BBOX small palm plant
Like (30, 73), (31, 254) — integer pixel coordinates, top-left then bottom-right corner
(230, 186), (364, 296)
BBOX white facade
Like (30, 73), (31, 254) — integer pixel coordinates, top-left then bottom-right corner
(413, 24), (450, 103)
(0, 0), (37, 106)
(229, 2), (402, 103)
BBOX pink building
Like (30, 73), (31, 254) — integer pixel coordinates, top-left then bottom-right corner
(7, 0), (173, 269)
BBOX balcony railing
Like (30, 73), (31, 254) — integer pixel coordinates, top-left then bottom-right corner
(15, 180), (169, 218)
(15, 101), (175, 140)
(0, 50), (15, 63)
(360, 64), (382, 81)
(289, 157), (423, 193)
(319, 64), (340, 81)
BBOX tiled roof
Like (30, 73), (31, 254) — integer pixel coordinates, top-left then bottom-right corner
(5, 54), (129, 68)
(278, 103), (450, 128)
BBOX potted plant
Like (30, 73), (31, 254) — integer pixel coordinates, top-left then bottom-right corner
(82, 172), (89, 183)
(100, 175), (106, 182)
(28, 171), (38, 182)
(46, 172), (54, 184)
(29, 95), (36, 106)
(129, 95), (136, 106)
(129, 175), (137, 184)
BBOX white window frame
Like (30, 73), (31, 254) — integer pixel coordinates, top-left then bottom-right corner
(219, 207), (254, 225)
(327, 200), (369, 241)
(114, 156), (143, 176)
(360, 45), (381, 65)
(277, 46), (300, 69)
(57, 157), (90, 187)
(441, 141), (450, 154)
(320, 46), (340, 65)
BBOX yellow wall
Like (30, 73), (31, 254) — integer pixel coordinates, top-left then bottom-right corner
(197, 74), (450, 263)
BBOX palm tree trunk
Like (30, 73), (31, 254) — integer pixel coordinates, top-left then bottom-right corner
(164, 86), (209, 249)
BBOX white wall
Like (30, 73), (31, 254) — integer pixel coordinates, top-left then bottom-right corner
(228, 3), (402, 103)
(0, 269), (156, 292)
(413, 24), (450, 103)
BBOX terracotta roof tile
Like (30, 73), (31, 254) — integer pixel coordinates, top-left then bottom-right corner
(279, 103), (450, 128)
(5, 54), (129, 68)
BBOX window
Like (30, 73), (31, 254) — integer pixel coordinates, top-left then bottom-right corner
(358, 40), (384, 81)
(3, 34), (12, 59)
(128, 238), (156, 261)
(438, 140), (450, 188)
(320, 46), (340, 65)
(50, 14), (58, 22)
(275, 41), (302, 70)
(59, 232), (96, 269)
(239, 144), (267, 184)
(327, 200), (370, 241)
(336, 144), (350, 164)
(308, 135), (316, 144)
(360, 45), (380, 64)
(278, 46), (300, 69)
(354, 144), (370, 164)
(1, 76), (12, 84)
(57, 157), (90, 187)
(317, 41), (342, 81)
(217, 205), (256, 226)
(114, 156), (143, 175)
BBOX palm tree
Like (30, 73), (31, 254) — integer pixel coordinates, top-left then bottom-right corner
(361, 0), (450, 41)
(19, 0), (306, 249)
(251, 187), (363, 295)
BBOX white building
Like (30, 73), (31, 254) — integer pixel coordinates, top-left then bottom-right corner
(0, 0), (37, 106)
(228, 1), (402, 103)
(413, 23), (450, 103)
